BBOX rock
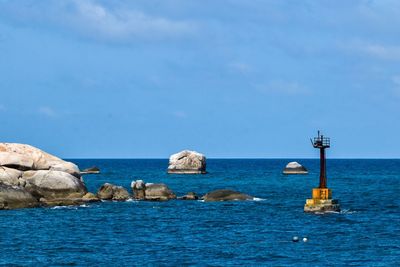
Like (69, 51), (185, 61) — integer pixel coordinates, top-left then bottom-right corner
(82, 192), (99, 202)
(39, 197), (85, 207)
(131, 180), (146, 200)
(97, 183), (130, 201)
(0, 152), (34, 170)
(179, 192), (199, 200)
(97, 183), (114, 200)
(81, 166), (100, 174)
(167, 150), (206, 174)
(202, 189), (253, 202)
(145, 183), (176, 201)
(0, 166), (23, 186)
(0, 143), (80, 176)
(283, 162), (308, 174)
(23, 170), (87, 199)
(0, 183), (39, 209)
(112, 186), (130, 201)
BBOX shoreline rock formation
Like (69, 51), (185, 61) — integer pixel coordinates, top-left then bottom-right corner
(167, 150), (206, 174)
(131, 180), (176, 201)
(202, 189), (253, 202)
(0, 143), (91, 209)
(282, 162), (308, 175)
(97, 183), (130, 201)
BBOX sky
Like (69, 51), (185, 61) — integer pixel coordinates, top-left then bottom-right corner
(0, 0), (400, 158)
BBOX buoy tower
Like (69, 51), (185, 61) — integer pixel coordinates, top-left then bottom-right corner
(304, 131), (340, 213)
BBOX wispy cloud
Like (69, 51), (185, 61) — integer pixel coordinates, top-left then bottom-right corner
(254, 80), (310, 96)
(38, 106), (57, 118)
(0, 0), (196, 43)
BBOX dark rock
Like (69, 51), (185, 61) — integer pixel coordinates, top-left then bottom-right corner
(179, 192), (199, 200)
(202, 189), (253, 202)
(97, 183), (130, 201)
(81, 166), (100, 174)
(0, 183), (39, 209)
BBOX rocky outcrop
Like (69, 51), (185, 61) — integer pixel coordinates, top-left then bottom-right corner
(0, 143), (91, 209)
(23, 170), (87, 199)
(202, 189), (253, 202)
(0, 183), (39, 209)
(282, 162), (308, 174)
(178, 192), (198, 200)
(97, 183), (130, 201)
(167, 150), (206, 174)
(81, 166), (100, 174)
(131, 180), (176, 201)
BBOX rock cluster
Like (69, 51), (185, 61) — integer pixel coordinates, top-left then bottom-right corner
(0, 143), (88, 209)
(168, 150), (206, 174)
(282, 162), (308, 174)
(97, 183), (130, 201)
(131, 180), (176, 201)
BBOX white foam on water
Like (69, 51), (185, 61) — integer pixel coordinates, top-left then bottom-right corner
(51, 206), (78, 210)
(340, 209), (357, 214)
(252, 197), (266, 201)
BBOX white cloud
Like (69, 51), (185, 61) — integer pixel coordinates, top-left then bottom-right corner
(0, 0), (196, 43)
(38, 106), (57, 117)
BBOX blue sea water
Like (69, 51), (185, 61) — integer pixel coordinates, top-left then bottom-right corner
(1, 159), (399, 266)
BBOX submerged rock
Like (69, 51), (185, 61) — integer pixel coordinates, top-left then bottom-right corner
(97, 183), (130, 201)
(167, 150), (206, 174)
(282, 162), (308, 175)
(131, 180), (176, 201)
(178, 192), (199, 200)
(202, 189), (253, 202)
(81, 166), (100, 174)
(0, 183), (39, 209)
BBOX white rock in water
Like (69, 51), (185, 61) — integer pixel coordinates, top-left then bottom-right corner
(283, 161), (308, 174)
(167, 150), (206, 174)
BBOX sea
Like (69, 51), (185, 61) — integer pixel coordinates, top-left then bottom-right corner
(1, 159), (399, 266)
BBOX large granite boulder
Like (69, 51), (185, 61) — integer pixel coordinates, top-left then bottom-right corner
(131, 180), (176, 201)
(168, 150), (206, 174)
(0, 183), (39, 209)
(23, 170), (87, 199)
(97, 183), (130, 201)
(0, 166), (23, 186)
(0, 143), (90, 208)
(0, 143), (80, 177)
(282, 162), (308, 174)
(202, 189), (253, 202)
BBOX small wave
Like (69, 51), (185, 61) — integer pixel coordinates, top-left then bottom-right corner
(197, 199), (205, 202)
(340, 209), (357, 214)
(51, 206), (78, 210)
(252, 197), (266, 201)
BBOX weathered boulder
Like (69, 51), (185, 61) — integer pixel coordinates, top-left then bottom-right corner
(0, 183), (39, 209)
(283, 162), (308, 174)
(97, 183), (130, 201)
(131, 180), (176, 201)
(144, 183), (176, 201)
(81, 166), (100, 174)
(131, 180), (146, 200)
(82, 192), (99, 202)
(23, 170), (87, 199)
(0, 143), (80, 176)
(202, 189), (253, 202)
(178, 192), (199, 200)
(168, 150), (206, 174)
(0, 166), (23, 186)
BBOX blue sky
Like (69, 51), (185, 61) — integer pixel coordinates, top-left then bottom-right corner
(0, 0), (400, 158)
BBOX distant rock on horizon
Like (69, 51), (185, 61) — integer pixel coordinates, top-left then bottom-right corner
(282, 161), (308, 174)
(167, 150), (206, 174)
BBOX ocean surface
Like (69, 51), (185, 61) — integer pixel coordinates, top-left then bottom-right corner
(1, 159), (399, 266)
